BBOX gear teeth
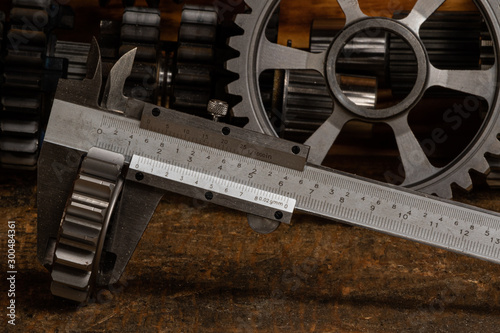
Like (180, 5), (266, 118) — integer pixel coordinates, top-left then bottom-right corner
(51, 281), (89, 303)
(487, 156), (500, 188)
(453, 173), (473, 191)
(487, 139), (500, 156)
(472, 156), (491, 174)
(172, 5), (219, 115)
(51, 148), (124, 303)
(432, 185), (453, 199)
(0, 2), (45, 170)
(225, 0), (500, 198)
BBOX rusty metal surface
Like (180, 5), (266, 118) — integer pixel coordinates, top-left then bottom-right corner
(2, 158), (500, 332)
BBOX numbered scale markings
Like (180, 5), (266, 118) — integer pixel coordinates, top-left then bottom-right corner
(131, 155), (296, 214)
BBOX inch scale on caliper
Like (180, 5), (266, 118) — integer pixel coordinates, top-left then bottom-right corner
(45, 99), (500, 266)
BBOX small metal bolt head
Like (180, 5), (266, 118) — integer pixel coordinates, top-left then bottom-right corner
(207, 100), (229, 122)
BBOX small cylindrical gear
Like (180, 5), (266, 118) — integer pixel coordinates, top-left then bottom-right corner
(51, 148), (124, 303)
(171, 4), (218, 115)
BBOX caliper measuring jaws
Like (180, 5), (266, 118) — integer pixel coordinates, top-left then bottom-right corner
(37, 39), (500, 303)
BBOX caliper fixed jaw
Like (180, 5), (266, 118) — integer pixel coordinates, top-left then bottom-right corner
(37, 40), (158, 302)
(37, 37), (105, 268)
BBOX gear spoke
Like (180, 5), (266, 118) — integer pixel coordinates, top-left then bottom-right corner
(336, 0), (367, 25)
(427, 65), (497, 105)
(258, 38), (326, 76)
(400, 0), (446, 34)
(305, 101), (354, 165)
(389, 116), (441, 185)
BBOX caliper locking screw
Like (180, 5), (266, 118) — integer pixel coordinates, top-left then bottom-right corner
(207, 100), (229, 122)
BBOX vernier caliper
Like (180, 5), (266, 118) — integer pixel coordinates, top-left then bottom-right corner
(38, 39), (500, 303)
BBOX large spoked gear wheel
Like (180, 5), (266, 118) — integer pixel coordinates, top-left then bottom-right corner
(227, 0), (500, 199)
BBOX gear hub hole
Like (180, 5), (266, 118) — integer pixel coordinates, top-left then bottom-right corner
(335, 29), (418, 111)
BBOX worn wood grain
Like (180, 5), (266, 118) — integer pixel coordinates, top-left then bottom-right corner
(1, 0), (500, 332)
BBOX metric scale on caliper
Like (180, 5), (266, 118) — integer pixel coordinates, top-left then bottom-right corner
(37, 39), (500, 303)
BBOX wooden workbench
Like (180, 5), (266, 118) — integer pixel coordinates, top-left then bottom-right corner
(2, 0), (500, 332)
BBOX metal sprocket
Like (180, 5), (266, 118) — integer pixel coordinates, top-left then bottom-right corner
(226, 0), (500, 198)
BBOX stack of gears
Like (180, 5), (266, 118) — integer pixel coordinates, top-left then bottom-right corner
(0, 1), (219, 170)
(0, 0), (74, 170)
(96, 4), (220, 113)
(1, 0), (500, 199)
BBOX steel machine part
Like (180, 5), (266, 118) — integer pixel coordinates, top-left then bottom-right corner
(50, 147), (124, 302)
(0, 0), (73, 169)
(38, 41), (500, 304)
(226, 0), (500, 199)
(281, 13), (492, 140)
(171, 5), (219, 115)
(281, 18), (380, 140)
(98, 4), (220, 112)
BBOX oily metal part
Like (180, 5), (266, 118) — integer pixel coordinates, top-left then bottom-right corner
(0, 1), (49, 170)
(226, 0), (500, 199)
(50, 147), (124, 303)
(171, 4), (218, 115)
